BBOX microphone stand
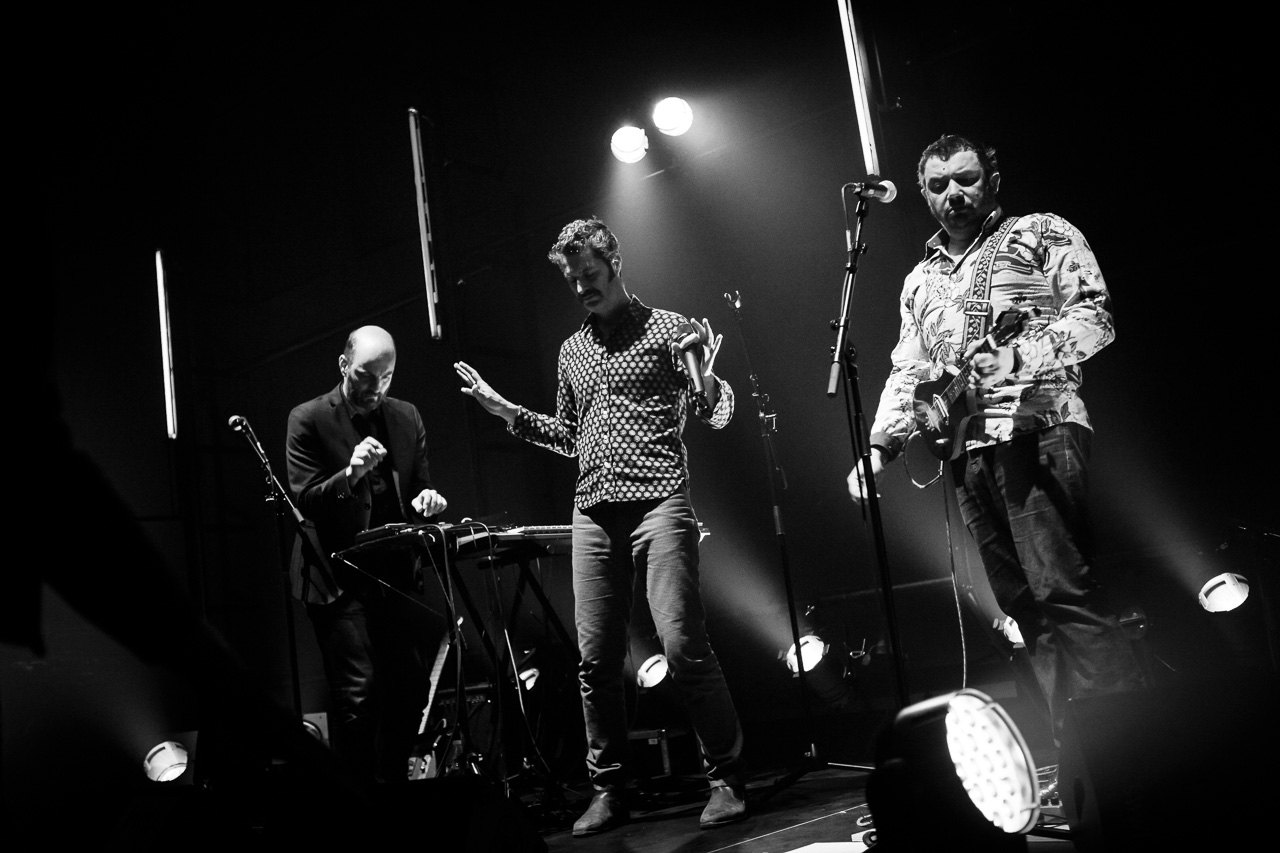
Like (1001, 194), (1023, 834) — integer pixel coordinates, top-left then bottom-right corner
(827, 185), (910, 712)
(229, 416), (303, 717)
(723, 292), (873, 797)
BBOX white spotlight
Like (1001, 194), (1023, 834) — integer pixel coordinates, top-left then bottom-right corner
(1199, 572), (1250, 612)
(784, 634), (828, 674)
(944, 689), (1040, 835)
(610, 126), (648, 163)
(636, 653), (670, 689)
(143, 740), (189, 782)
(652, 97), (692, 136)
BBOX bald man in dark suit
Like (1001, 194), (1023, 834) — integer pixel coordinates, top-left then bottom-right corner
(287, 324), (447, 784)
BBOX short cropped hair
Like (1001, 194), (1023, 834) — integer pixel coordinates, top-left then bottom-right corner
(547, 217), (621, 277)
(916, 134), (999, 189)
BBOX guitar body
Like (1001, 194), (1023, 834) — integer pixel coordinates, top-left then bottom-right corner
(911, 308), (1036, 462)
(914, 371), (982, 461)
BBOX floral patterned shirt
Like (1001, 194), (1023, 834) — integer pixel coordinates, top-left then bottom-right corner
(869, 207), (1113, 459)
(511, 296), (734, 508)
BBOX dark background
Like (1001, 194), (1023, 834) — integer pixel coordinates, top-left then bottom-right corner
(12, 2), (1269, 810)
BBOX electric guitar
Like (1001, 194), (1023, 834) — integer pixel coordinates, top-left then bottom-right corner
(913, 308), (1035, 461)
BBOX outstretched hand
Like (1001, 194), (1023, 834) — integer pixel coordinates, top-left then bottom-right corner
(454, 361), (518, 424)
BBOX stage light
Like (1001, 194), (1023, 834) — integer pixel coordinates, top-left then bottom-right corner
(636, 653), (669, 689)
(1199, 571), (1249, 612)
(143, 740), (189, 782)
(652, 97), (692, 136)
(836, 0), (881, 175)
(867, 688), (1037, 850)
(629, 633), (683, 729)
(610, 126), (648, 163)
(782, 633), (853, 708)
(783, 634), (827, 674)
(945, 690), (1040, 834)
(630, 630), (670, 690)
(155, 249), (178, 439)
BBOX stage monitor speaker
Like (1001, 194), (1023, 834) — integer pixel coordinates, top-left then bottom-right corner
(1059, 675), (1278, 851)
(375, 774), (547, 852)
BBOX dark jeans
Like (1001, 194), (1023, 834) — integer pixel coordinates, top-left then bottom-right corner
(307, 565), (439, 784)
(573, 489), (743, 789)
(952, 424), (1145, 747)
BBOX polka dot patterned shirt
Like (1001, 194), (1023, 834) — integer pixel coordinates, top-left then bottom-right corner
(510, 296), (734, 509)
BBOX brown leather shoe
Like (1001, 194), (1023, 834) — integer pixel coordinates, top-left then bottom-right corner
(699, 784), (747, 828)
(572, 789), (629, 837)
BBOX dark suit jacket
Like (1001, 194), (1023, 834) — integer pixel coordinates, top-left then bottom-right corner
(286, 385), (436, 604)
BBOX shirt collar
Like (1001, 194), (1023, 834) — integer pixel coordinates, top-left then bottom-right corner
(339, 387), (384, 429)
(580, 294), (647, 337)
(923, 204), (1006, 260)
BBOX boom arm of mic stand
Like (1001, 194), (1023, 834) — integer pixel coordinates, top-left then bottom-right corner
(231, 418), (305, 716)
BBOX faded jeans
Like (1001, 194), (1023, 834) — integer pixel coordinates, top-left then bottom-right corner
(573, 489), (744, 789)
(952, 423), (1145, 746)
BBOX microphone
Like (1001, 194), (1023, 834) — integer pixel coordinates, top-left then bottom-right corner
(672, 323), (709, 410)
(228, 415), (248, 432)
(848, 179), (897, 203)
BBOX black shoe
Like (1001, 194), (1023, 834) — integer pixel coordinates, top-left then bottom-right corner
(700, 784), (747, 828)
(572, 789), (629, 837)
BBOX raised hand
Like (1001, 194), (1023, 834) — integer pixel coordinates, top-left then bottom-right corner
(454, 361), (519, 424)
(347, 436), (387, 485)
(688, 317), (723, 376)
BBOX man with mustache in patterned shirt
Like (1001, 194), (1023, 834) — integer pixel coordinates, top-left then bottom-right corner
(456, 217), (747, 836)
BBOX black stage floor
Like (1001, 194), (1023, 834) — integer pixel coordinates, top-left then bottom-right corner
(533, 765), (1077, 853)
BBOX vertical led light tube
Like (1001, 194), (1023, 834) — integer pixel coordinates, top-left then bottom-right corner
(155, 249), (177, 439)
(409, 108), (443, 340)
(837, 0), (880, 176)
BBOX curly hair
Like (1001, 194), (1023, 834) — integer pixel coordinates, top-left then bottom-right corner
(916, 135), (999, 189)
(547, 217), (621, 278)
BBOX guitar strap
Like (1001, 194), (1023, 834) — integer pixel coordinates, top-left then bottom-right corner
(960, 215), (1019, 354)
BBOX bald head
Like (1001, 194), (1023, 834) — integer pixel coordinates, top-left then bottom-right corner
(343, 325), (396, 362)
(339, 325), (396, 414)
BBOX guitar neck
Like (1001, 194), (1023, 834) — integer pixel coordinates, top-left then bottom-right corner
(942, 362), (975, 408)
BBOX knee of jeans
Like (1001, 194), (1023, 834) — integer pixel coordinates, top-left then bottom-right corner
(579, 651), (626, 685)
(663, 639), (716, 673)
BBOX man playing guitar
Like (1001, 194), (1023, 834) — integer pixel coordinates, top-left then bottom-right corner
(847, 135), (1146, 803)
